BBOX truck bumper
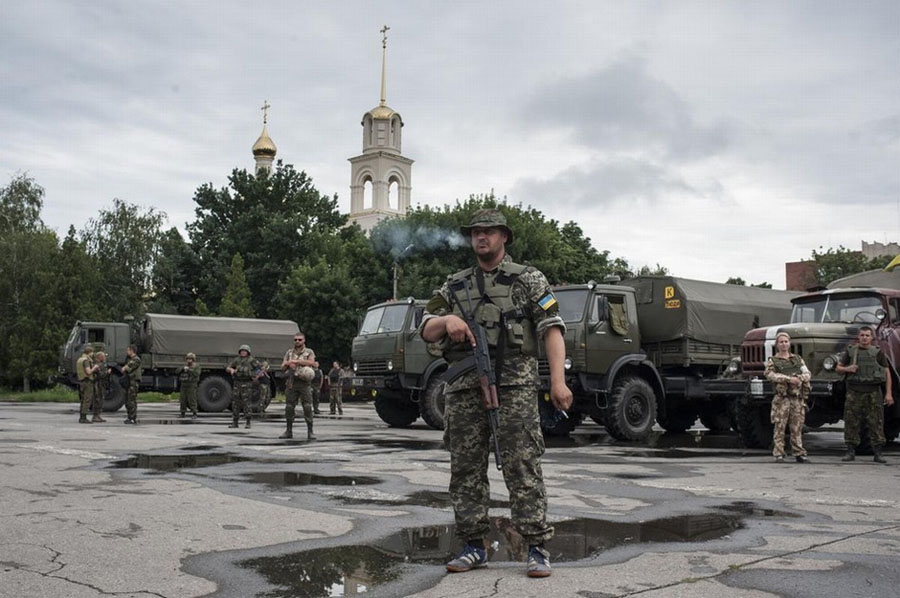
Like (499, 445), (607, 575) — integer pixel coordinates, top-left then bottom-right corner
(744, 379), (836, 405)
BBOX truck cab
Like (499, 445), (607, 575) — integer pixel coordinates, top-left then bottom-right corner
(58, 321), (130, 411)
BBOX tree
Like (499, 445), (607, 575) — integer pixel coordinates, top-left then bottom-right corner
(187, 162), (345, 317)
(812, 245), (895, 286)
(726, 277), (747, 286)
(219, 253), (255, 317)
(0, 172), (44, 233)
(80, 198), (166, 319)
(149, 227), (201, 314)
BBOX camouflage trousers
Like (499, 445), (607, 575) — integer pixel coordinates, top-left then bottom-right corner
(180, 384), (198, 414)
(258, 383), (271, 412)
(444, 385), (552, 545)
(232, 381), (252, 421)
(79, 379), (94, 416)
(770, 394), (807, 457)
(329, 386), (343, 413)
(125, 385), (138, 420)
(844, 388), (886, 448)
(285, 381), (313, 425)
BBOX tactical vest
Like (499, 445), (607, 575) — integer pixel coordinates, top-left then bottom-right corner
(234, 357), (254, 380)
(445, 262), (537, 361)
(847, 345), (886, 385)
(76, 355), (93, 381)
(771, 355), (803, 377)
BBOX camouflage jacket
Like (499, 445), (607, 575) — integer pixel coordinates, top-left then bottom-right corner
(76, 354), (94, 381)
(421, 254), (565, 392)
(122, 355), (142, 388)
(179, 363), (201, 386)
(764, 353), (811, 399)
(229, 356), (260, 381)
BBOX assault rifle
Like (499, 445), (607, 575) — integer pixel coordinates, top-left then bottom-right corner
(447, 282), (503, 470)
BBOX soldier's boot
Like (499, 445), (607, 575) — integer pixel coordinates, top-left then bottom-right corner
(78, 415), (90, 424)
(92, 414), (106, 423)
(180, 411), (186, 417)
(307, 421), (316, 440)
(873, 447), (887, 464)
(245, 416), (251, 429)
(191, 412), (198, 419)
(228, 416), (239, 429)
(841, 446), (856, 462)
(279, 421), (293, 439)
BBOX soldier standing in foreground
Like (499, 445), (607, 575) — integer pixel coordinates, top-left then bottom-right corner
(121, 345), (142, 424)
(226, 345), (257, 429)
(328, 361), (344, 415)
(836, 325), (894, 463)
(179, 352), (200, 418)
(280, 332), (319, 439)
(91, 351), (109, 423)
(764, 332), (811, 463)
(420, 208), (572, 578)
(76, 346), (97, 423)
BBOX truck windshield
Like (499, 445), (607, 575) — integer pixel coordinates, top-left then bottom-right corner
(555, 289), (589, 322)
(359, 304), (410, 335)
(791, 293), (884, 324)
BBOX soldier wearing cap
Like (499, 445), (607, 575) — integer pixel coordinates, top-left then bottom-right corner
(75, 345), (98, 423)
(179, 352), (201, 418)
(121, 345), (142, 424)
(420, 208), (572, 578)
(226, 345), (259, 429)
(91, 351), (109, 423)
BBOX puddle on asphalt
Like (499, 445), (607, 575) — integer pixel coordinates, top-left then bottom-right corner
(110, 452), (249, 471)
(336, 489), (510, 509)
(546, 430), (747, 453)
(239, 510), (751, 597)
(241, 471), (380, 487)
(714, 501), (801, 519)
(351, 438), (445, 451)
(179, 445), (220, 451)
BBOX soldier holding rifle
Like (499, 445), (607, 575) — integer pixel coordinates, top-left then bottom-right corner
(421, 209), (572, 578)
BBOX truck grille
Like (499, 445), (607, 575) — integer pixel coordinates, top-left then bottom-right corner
(355, 360), (390, 375)
(741, 344), (765, 375)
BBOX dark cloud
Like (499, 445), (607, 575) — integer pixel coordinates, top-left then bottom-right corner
(522, 54), (731, 161)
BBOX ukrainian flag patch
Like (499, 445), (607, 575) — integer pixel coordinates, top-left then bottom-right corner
(538, 292), (557, 311)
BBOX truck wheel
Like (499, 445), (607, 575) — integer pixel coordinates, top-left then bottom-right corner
(700, 401), (734, 433)
(102, 380), (126, 412)
(419, 376), (446, 430)
(735, 402), (773, 449)
(884, 419), (900, 444)
(658, 408), (697, 434)
(197, 376), (232, 413)
(539, 395), (583, 436)
(605, 376), (657, 441)
(375, 395), (419, 428)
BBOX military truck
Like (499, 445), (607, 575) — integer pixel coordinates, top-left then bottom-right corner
(539, 276), (799, 439)
(350, 298), (448, 429)
(58, 314), (299, 412)
(735, 275), (900, 449)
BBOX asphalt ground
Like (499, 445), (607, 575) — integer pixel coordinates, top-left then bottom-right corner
(1, 400), (899, 598)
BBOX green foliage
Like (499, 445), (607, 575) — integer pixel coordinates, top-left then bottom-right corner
(630, 264), (670, 277)
(148, 228), (201, 314)
(219, 253), (255, 317)
(726, 276), (772, 288)
(0, 172), (44, 233)
(187, 162), (345, 317)
(812, 246), (894, 286)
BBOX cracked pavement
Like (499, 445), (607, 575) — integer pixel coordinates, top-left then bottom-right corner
(1, 401), (898, 597)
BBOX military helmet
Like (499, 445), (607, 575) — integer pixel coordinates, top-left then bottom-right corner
(459, 208), (513, 245)
(186, 352), (196, 360)
(239, 344), (251, 354)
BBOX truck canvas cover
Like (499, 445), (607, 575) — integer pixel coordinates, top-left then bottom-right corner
(827, 268), (900, 291)
(628, 277), (800, 346)
(141, 314), (299, 360)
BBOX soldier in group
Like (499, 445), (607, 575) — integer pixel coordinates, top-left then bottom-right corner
(121, 345), (142, 424)
(836, 325), (894, 463)
(280, 332), (319, 439)
(255, 360), (272, 415)
(764, 332), (811, 463)
(226, 344), (258, 429)
(420, 208), (572, 578)
(91, 351), (110, 423)
(179, 352), (200, 418)
(75, 345), (98, 423)
(312, 367), (324, 414)
(328, 360), (344, 415)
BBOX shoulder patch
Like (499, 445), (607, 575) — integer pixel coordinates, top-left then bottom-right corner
(538, 292), (558, 311)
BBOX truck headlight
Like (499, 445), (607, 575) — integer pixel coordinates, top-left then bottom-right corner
(353, 362), (359, 373)
(386, 360), (394, 371)
(726, 358), (740, 376)
(564, 358), (572, 371)
(823, 354), (838, 371)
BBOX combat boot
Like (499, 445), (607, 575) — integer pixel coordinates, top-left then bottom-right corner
(279, 421), (293, 439)
(307, 421), (317, 440)
(873, 447), (887, 464)
(245, 417), (251, 429)
(78, 415), (90, 424)
(92, 414), (106, 423)
(841, 446), (855, 461)
(228, 416), (239, 429)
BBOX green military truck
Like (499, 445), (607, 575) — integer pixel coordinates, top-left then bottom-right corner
(736, 270), (900, 448)
(58, 314), (299, 412)
(350, 298), (448, 429)
(540, 276), (799, 439)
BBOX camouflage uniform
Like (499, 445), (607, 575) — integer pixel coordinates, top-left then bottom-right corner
(765, 353), (811, 457)
(92, 353), (110, 420)
(228, 352), (259, 427)
(255, 361), (271, 412)
(179, 358), (201, 416)
(423, 253), (565, 546)
(284, 347), (316, 427)
(122, 354), (142, 423)
(328, 365), (344, 415)
(840, 345), (890, 449)
(75, 348), (95, 421)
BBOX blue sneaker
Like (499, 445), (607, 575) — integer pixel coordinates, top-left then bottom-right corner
(446, 543), (487, 573)
(526, 545), (552, 578)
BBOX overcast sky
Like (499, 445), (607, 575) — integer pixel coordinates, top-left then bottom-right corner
(2, 1), (898, 288)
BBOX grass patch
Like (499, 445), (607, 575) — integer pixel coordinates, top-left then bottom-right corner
(0, 386), (177, 403)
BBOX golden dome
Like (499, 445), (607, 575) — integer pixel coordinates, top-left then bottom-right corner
(367, 104), (397, 120)
(252, 125), (277, 156)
